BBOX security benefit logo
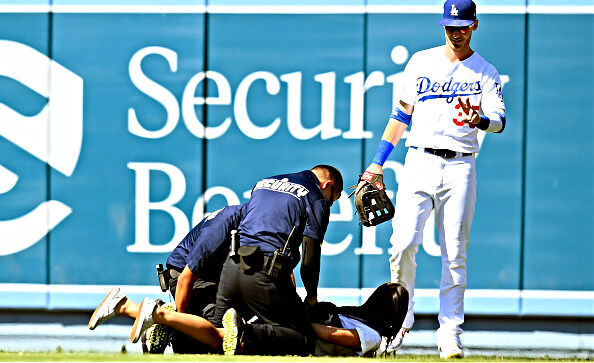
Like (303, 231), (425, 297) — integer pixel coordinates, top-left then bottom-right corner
(0, 40), (83, 256)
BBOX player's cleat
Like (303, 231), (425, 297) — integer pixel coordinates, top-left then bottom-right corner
(130, 298), (157, 343)
(376, 327), (409, 355)
(222, 308), (243, 356)
(439, 343), (464, 359)
(88, 287), (126, 330)
(143, 301), (176, 354)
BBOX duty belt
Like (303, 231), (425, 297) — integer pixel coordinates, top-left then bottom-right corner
(411, 146), (472, 159)
(234, 253), (282, 274)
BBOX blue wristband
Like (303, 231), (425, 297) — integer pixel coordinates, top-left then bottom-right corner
(389, 107), (412, 126)
(476, 115), (490, 131)
(372, 140), (395, 166)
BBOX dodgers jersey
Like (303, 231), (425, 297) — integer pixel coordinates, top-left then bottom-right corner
(167, 203), (246, 282)
(399, 45), (506, 153)
(238, 170), (330, 269)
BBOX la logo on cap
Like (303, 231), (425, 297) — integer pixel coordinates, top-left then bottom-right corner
(439, 0), (476, 27)
(450, 4), (458, 16)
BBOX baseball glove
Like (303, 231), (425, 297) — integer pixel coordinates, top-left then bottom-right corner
(348, 171), (395, 227)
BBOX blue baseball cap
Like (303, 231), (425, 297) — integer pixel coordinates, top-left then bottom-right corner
(438, 0), (477, 27)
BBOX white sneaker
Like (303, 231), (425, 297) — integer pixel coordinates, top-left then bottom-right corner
(439, 343), (464, 359)
(130, 298), (157, 343)
(88, 287), (126, 330)
(376, 327), (409, 355)
(222, 308), (242, 356)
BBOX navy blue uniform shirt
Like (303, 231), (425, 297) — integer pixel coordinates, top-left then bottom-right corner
(238, 170), (331, 269)
(166, 204), (246, 282)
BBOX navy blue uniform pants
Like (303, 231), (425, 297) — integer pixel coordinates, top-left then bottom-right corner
(213, 257), (316, 356)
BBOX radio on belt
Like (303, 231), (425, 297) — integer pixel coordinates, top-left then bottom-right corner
(266, 226), (295, 279)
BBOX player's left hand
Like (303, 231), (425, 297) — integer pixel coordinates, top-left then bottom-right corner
(350, 163), (383, 196)
(457, 97), (480, 125)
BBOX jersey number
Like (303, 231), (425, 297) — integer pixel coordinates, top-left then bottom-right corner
(453, 103), (479, 128)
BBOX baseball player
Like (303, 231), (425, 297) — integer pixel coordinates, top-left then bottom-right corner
(360, 0), (506, 358)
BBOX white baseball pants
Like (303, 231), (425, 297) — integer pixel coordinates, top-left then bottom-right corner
(389, 147), (476, 345)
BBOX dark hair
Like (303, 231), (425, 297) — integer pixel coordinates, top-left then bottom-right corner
(337, 282), (409, 340)
(312, 164), (343, 193)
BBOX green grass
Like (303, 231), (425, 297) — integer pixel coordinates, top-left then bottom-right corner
(0, 352), (591, 362)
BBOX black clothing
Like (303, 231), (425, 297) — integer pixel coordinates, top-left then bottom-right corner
(214, 257), (316, 356)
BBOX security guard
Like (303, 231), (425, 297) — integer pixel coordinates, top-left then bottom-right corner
(164, 203), (247, 352)
(88, 203), (247, 354)
(212, 165), (343, 356)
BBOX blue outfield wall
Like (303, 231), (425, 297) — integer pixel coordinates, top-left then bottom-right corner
(0, 1), (592, 317)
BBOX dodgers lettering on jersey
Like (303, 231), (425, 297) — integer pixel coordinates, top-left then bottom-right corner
(399, 45), (506, 153)
(417, 76), (481, 103)
(239, 170), (330, 269)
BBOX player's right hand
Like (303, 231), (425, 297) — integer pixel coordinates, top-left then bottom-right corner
(457, 96), (480, 125)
